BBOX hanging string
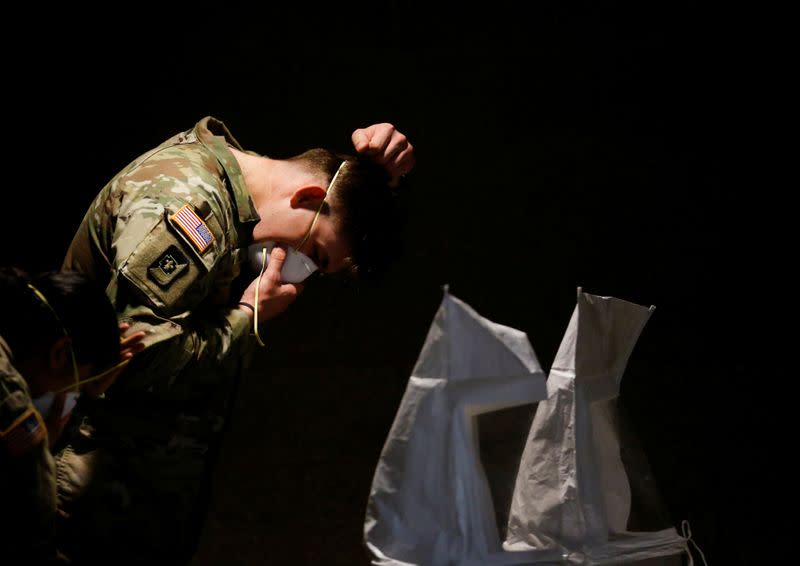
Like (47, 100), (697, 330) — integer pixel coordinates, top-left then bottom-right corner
(681, 519), (709, 566)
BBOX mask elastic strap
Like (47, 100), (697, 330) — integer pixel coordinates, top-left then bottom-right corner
(253, 248), (268, 347)
(253, 160), (347, 347)
(27, 283), (80, 392)
(295, 160), (347, 252)
(52, 358), (130, 394)
(681, 519), (708, 566)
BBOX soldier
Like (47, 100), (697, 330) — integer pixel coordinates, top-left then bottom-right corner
(59, 117), (414, 563)
(0, 267), (140, 563)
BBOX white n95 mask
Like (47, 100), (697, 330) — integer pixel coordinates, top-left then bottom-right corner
(33, 390), (80, 420)
(247, 241), (318, 283)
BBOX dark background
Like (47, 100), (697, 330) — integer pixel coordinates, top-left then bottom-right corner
(2, 4), (780, 565)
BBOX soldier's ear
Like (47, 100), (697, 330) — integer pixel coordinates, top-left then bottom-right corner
(290, 185), (326, 209)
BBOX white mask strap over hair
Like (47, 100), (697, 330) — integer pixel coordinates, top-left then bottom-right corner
(253, 160), (348, 347)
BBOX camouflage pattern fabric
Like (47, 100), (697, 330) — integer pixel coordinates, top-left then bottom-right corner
(57, 117), (260, 563)
(63, 116), (259, 389)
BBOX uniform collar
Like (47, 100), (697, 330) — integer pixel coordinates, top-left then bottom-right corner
(194, 116), (260, 226)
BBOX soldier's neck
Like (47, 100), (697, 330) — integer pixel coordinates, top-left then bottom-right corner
(228, 147), (280, 212)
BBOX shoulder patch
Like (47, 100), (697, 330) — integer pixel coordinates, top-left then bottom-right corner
(120, 212), (217, 316)
(148, 245), (190, 288)
(169, 204), (215, 254)
(0, 407), (46, 457)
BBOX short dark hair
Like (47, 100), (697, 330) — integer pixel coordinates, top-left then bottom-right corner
(0, 267), (119, 371)
(289, 149), (404, 281)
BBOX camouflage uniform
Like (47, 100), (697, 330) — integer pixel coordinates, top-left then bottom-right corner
(59, 117), (260, 563)
(0, 336), (59, 564)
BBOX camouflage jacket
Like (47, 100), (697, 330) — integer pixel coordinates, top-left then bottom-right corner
(0, 336), (57, 561)
(63, 117), (260, 400)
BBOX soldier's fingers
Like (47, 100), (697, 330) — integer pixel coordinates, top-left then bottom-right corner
(121, 331), (146, 359)
(121, 348), (144, 361)
(381, 134), (409, 166)
(368, 124), (394, 156)
(264, 245), (288, 285)
(352, 129), (370, 153)
(279, 283), (302, 298)
(120, 331), (146, 348)
(392, 146), (416, 176)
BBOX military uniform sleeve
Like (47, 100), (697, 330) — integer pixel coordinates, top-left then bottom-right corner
(64, 148), (252, 392)
(0, 364), (58, 563)
(114, 203), (251, 389)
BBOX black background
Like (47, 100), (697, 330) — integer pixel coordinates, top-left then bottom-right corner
(2, 4), (781, 565)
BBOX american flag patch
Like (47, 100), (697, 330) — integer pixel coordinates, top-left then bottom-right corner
(0, 408), (46, 457)
(170, 204), (215, 253)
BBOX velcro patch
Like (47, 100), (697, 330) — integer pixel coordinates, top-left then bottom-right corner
(170, 204), (215, 254)
(0, 408), (46, 456)
(148, 245), (190, 287)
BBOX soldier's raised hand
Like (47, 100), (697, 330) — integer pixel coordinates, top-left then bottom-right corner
(240, 244), (303, 322)
(352, 123), (415, 187)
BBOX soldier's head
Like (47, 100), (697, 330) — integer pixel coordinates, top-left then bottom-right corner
(251, 150), (403, 281)
(0, 267), (120, 396)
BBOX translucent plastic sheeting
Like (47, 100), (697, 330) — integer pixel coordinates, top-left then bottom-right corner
(504, 289), (686, 564)
(365, 290), (551, 565)
(365, 289), (689, 565)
